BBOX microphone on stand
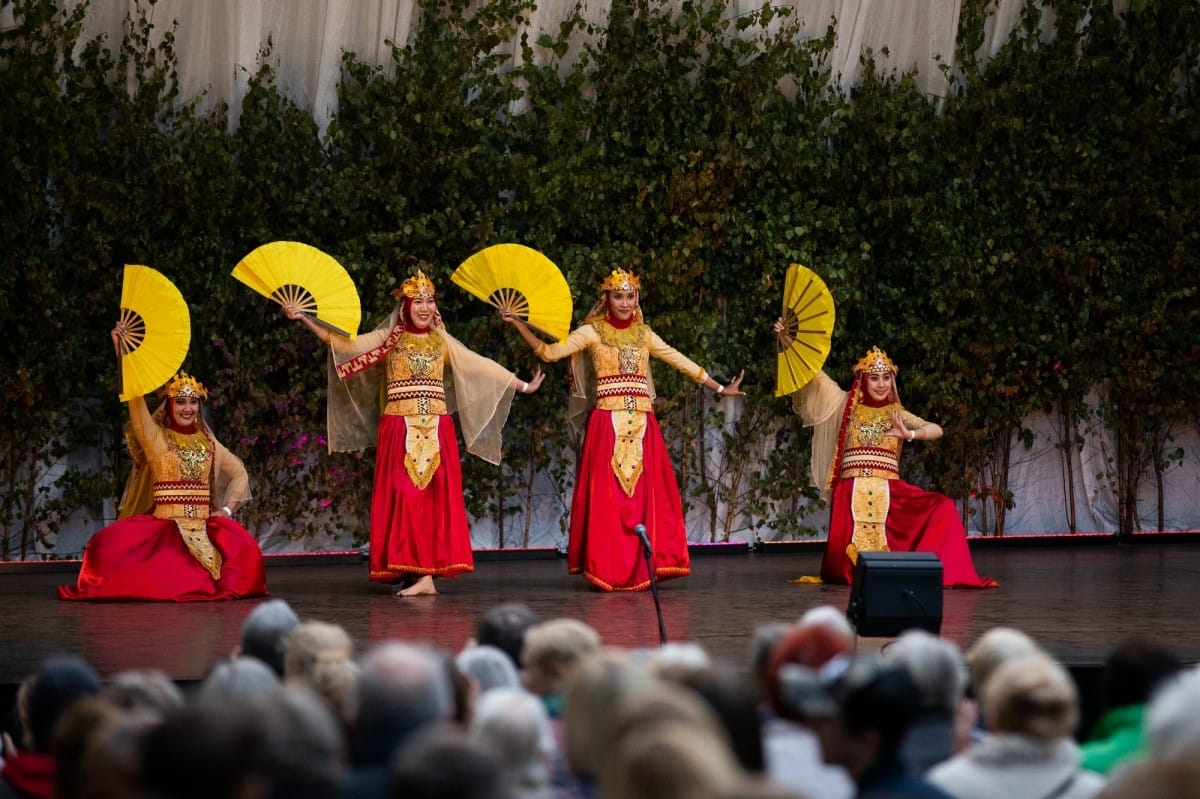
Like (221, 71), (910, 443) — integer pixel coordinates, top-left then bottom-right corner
(633, 523), (653, 557)
(632, 522), (667, 645)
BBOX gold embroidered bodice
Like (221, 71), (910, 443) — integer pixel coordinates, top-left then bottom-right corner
(587, 320), (655, 412)
(151, 428), (215, 520)
(840, 402), (904, 480)
(384, 330), (448, 417)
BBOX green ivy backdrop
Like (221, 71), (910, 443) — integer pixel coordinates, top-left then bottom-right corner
(1, 0), (1197, 559)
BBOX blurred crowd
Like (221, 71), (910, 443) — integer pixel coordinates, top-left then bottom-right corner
(1, 597), (1197, 799)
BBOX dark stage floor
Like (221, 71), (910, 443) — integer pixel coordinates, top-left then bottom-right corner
(4, 541), (1200, 689)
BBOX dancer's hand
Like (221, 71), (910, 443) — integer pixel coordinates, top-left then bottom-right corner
(720, 370), (747, 397)
(521, 367), (545, 394)
(111, 322), (128, 357)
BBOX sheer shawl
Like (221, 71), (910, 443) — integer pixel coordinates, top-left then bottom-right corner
(117, 397), (251, 519)
(325, 309), (518, 464)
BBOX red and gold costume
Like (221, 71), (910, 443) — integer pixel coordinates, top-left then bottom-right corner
(327, 271), (519, 585)
(533, 269), (707, 591)
(793, 347), (995, 588)
(59, 373), (268, 601)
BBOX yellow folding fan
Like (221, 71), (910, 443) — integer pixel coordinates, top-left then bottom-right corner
(775, 263), (836, 397)
(232, 241), (361, 339)
(116, 265), (191, 402)
(451, 244), (573, 342)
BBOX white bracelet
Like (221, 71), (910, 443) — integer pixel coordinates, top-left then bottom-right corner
(907, 429), (915, 441)
(521, 382), (528, 394)
(714, 384), (725, 396)
(222, 505), (233, 516)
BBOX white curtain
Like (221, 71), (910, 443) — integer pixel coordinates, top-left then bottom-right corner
(61, 0), (1077, 132)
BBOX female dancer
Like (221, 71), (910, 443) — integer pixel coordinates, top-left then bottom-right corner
(59, 326), (268, 601)
(781, 337), (995, 588)
(504, 268), (744, 591)
(286, 269), (543, 596)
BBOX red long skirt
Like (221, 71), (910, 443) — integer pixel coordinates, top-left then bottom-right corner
(369, 414), (474, 584)
(57, 515), (268, 601)
(568, 409), (691, 592)
(820, 477), (996, 588)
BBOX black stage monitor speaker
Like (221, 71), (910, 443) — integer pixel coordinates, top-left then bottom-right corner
(846, 552), (943, 637)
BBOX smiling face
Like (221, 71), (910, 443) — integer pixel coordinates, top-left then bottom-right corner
(170, 395), (202, 429)
(407, 295), (438, 330)
(864, 371), (895, 403)
(606, 289), (639, 322)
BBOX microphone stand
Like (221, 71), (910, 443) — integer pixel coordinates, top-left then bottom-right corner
(635, 523), (668, 645)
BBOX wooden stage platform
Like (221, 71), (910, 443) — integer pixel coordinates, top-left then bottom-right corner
(2, 538), (1199, 736)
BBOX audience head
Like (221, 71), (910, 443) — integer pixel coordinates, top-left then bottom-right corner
(26, 654), (102, 753)
(643, 641), (712, 681)
(599, 718), (742, 799)
(747, 621), (794, 684)
(102, 669), (185, 718)
(964, 626), (1040, 699)
(805, 656), (922, 784)
(1097, 637), (1181, 712)
(676, 665), (766, 773)
(797, 604), (856, 648)
(283, 620), (359, 724)
(521, 617), (601, 699)
(562, 648), (655, 782)
(251, 683), (349, 799)
(1144, 663), (1200, 760)
(239, 599), (301, 677)
(389, 726), (505, 799)
(981, 651), (1079, 742)
(762, 623), (853, 721)
(456, 644), (521, 695)
(140, 702), (265, 799)
(468, 687), (555, 796)
(51, 695), (124, 799)
(353, 641), (455, 766)
(474, 602), (540, 670)
(195, 655), (281, 705)
(884, 629), (969, 713)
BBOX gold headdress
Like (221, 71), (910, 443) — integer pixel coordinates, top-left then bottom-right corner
(599, 268), (641, 292)
(396, 269), (436, 300)
(165, 371), (208, 399)
(853, 346), (898, 375)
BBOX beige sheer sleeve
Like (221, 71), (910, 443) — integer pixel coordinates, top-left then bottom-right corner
(324, 310), (399, 453)
(791, 370), (849, 496)
(438, 326), (518, 465)
(212, 439), (251, 511)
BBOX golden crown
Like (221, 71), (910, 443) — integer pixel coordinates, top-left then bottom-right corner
(165, 371), (208, 399)
(599, 268), (641, 292)
(853, 346), (898, 375)
(399, 269), (436, 299)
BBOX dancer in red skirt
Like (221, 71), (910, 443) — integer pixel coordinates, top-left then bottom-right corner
(782, 340), (996, 588)
(287, 269), (542, 596)
(60, 328), (268, 601)
(504, 268), (744, 592)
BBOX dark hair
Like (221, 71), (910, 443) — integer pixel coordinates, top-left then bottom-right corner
(679, 665), (766, 772)
(474, 602), (539, 670)
(838, 662), (921, 752)
(388, 727), (504, 799)
(28, 655), (101, 753)
(1100, 638), (1182, 711)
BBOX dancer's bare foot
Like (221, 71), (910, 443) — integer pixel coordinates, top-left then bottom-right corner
(395, 575), (437, 596)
